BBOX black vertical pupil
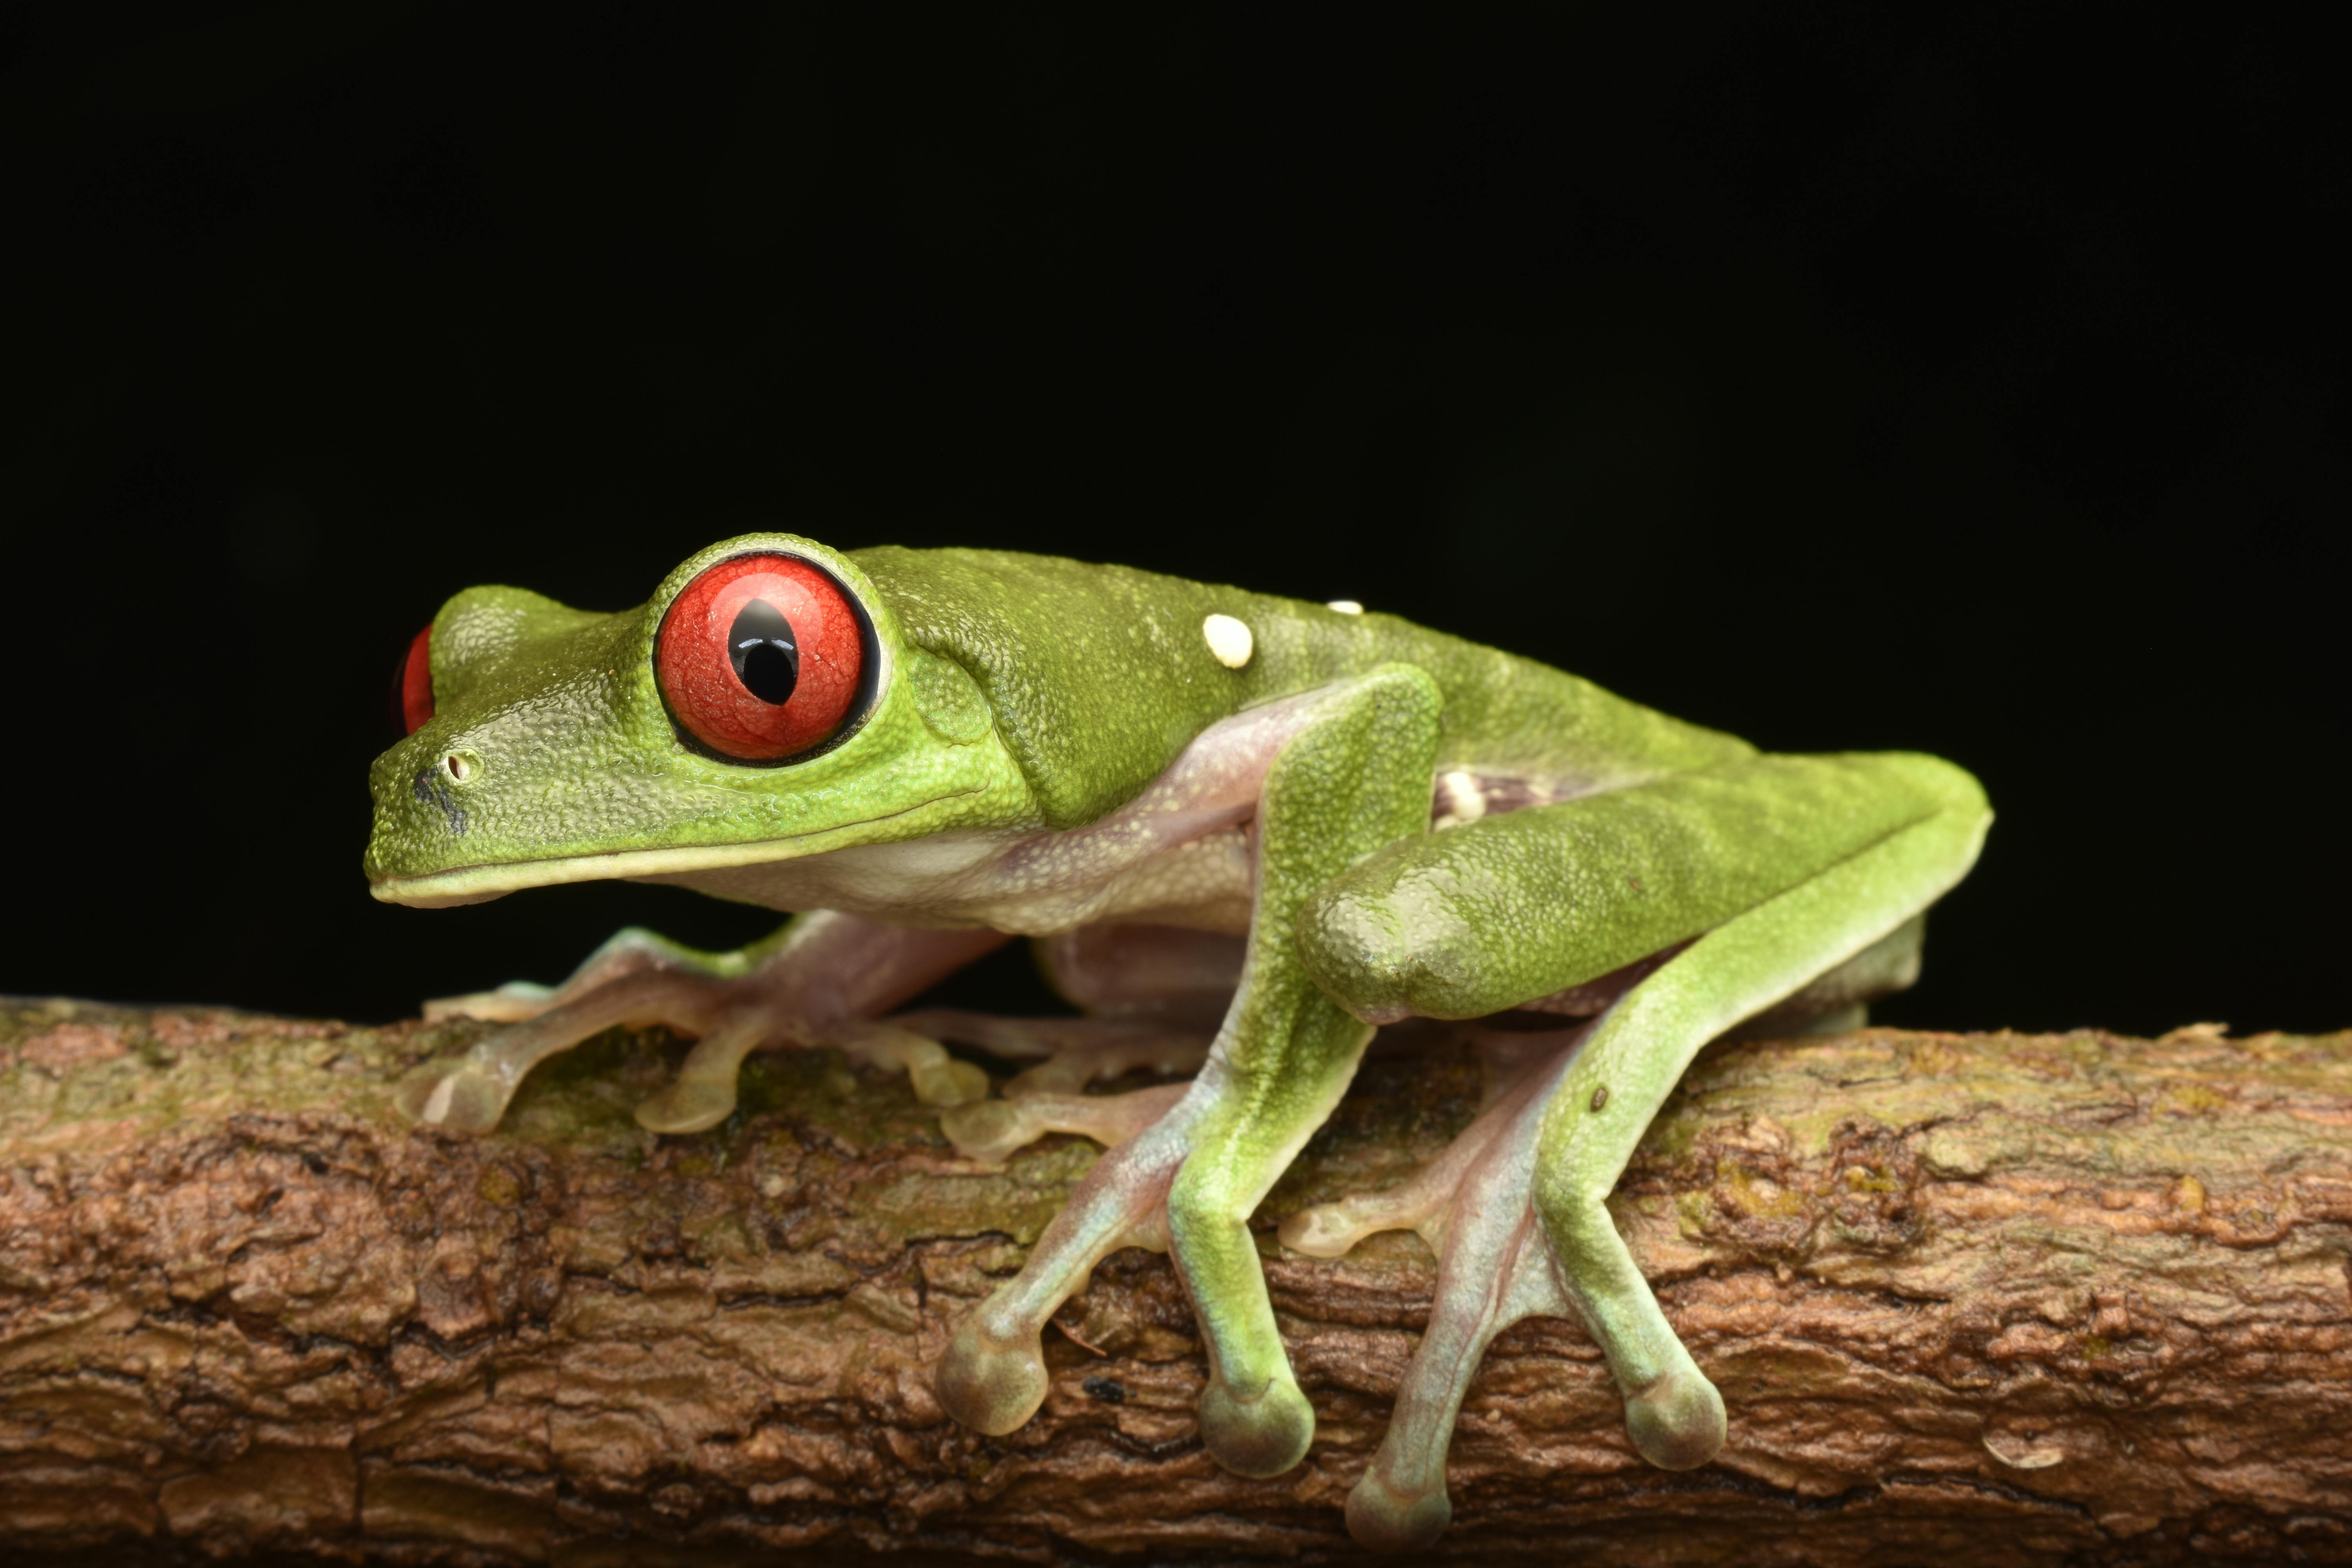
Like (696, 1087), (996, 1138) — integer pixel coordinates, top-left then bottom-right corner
(728, 599), (800, 704)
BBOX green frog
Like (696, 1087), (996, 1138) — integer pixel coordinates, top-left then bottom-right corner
(367, 534), (1988, 1548)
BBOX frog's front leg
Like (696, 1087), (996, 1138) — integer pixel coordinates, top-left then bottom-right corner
(936, 665), (1444, 1475)
(1292, 753), (1991, 1548)
(420, 924), (739, 1024)
(394, 911), (1005, 1134)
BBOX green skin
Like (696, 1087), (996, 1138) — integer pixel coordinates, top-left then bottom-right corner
(368, 534), (1989, 1549)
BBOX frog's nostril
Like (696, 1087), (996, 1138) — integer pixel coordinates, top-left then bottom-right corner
(444, 753), (475, 783)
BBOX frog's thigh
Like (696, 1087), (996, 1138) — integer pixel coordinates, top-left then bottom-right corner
(1298, 751), (1985, 1025)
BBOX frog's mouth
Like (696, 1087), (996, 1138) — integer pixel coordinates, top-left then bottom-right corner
(369, 796), (979, 909)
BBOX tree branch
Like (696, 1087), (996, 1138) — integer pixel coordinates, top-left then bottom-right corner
(2, 1000), (2347, 1564)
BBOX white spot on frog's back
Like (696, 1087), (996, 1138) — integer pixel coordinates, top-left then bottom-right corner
(1202, 613), (1254, 669)
(1326, 600), (1364, 615)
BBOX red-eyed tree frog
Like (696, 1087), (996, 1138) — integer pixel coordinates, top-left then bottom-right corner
(367, 535), (1988, 1548)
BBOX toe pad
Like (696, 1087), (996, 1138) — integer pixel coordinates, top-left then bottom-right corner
(1198, 1374), (1315, 1477)
(938, 1100), (1032, 1163)
(1345, 1467), (1452, 1553)
(1626, 1366), (1726, 1470)
(935, 1318), (1048, 1437)
(392, 1062), (510, 1135)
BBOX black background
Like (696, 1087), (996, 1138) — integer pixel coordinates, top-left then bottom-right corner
(4, 6), (2343, 1036)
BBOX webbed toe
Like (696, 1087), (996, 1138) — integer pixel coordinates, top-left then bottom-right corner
(936, 1101), (1192, 1441)
(912, 1055), (991, 1107)
(891, 1009), (1212, 1099)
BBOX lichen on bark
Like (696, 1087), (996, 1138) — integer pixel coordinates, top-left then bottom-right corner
(2, 998), (2348, 1564)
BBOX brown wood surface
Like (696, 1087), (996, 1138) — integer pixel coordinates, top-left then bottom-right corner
(2, 1000), (2348, 1564)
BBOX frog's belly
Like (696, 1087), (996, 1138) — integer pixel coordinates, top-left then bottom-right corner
(637, 826), (1257, 936)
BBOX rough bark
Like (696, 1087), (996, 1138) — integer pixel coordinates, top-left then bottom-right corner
(0, 999), (2347, 1566)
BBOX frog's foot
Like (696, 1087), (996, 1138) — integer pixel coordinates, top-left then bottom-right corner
(421, 925), (741, 1024)
(896, 1009), (1214, 1098)
(399, 916), (1006, 1136)
(398, 967), (751, 1134)
(1287, 1022), (1724, 1553)
(398, 980), (987, 1138)
(936, 1093), (1192, 1438)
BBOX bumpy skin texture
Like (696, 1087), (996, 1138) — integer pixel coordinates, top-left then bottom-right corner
(1301, 755), (1967, 1023)
(366, 534), (1989, 1548)
(851, 548), (1747, 829)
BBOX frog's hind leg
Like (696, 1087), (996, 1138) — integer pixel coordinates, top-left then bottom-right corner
(395, 912), (1006, 1135)
(1295, 751), (1991, 1549)
(1725, 910), (1925, 1040)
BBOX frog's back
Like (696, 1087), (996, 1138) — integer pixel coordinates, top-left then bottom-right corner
(854, 545), (1752, 829)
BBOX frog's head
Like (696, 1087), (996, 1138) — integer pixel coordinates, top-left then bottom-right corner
(365, 534), (1010, 908)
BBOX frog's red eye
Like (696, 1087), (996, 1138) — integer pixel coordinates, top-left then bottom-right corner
(398, 626), (434, 735)
(656, 553), (871, 762)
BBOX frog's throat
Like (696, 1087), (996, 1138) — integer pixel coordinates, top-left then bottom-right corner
(368, 794), (981, 909)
